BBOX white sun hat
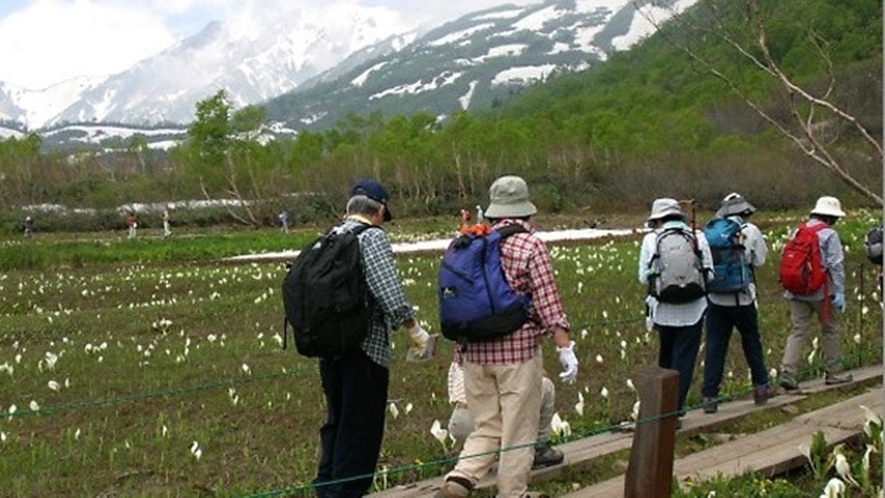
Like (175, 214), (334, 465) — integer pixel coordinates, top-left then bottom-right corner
(811, 196), (846, 218)
(647, 198), (685, 222)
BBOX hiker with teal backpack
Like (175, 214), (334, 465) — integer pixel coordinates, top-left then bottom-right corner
(639, 198), (713, 422)
(778, 196), (851, 391)
(700, 193), (774, 414)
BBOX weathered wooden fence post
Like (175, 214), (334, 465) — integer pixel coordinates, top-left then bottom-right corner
(624, 366), (680, 498)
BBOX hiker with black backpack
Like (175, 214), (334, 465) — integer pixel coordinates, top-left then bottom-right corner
(700, 193), (774, 414)
(297, 179), (431, 498)
(435, 175), (577, 498)
(638, 198), (713, 422)
(778, 196), (851, 391)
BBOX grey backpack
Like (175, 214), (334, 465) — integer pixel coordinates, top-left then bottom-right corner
(648, 228), (706, 303)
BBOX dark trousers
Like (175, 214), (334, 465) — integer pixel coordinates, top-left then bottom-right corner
(702, 303), (770, 398)
(314, 350), (389, 498)
(656, 318), (703, 414)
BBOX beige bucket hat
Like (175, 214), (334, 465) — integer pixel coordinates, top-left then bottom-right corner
(485, 176), (537, 219)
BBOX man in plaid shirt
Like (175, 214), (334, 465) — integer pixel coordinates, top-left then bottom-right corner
(313, 179), (431, 498)
(436, 175), (578, 498)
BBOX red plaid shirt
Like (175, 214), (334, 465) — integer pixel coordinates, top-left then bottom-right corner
(462, 219), (570, 365)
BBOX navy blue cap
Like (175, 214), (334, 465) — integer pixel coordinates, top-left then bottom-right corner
(350, 178), (392, 221)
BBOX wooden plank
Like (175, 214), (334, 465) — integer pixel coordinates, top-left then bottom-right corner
(564, 389), (882, 498)
(372, 366), (882, 498)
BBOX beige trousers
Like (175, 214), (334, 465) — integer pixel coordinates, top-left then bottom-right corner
(781, 299), (843, 375)
(448, 376), (555, 447)
(447, 353), (542, 498)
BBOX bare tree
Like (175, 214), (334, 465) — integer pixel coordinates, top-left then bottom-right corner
(635, 0), (882, 205)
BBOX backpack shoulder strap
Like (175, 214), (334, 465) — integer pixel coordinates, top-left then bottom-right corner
(494, 224), (528, 239)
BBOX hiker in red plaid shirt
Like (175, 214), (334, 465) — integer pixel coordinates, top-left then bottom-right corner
(436, 175), (578, 498)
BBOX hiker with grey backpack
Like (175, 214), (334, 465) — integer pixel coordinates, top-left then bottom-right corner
(638, 198), (713, 422)
(700, 193), (774, 414)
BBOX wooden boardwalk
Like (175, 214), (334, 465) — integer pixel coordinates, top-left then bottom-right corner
(372, 365), (882, 498)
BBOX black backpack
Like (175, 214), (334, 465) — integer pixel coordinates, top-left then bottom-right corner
(281, 223), (376, 358)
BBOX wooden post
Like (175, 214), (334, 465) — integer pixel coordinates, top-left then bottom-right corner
(624, 366), (680, 498)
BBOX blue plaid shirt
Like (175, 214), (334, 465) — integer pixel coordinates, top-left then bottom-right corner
(335, 217), (416, 368)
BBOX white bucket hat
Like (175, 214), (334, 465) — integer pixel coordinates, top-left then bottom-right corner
(647, 198), (685, 222)
(485, 175), (537, 219)
(811, 196), (845, 218)
(716, 192), (756, 218)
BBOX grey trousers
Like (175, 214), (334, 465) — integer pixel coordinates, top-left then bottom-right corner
(780, 299), (843, 376)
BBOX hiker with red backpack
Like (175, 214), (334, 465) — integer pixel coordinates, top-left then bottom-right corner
(638, 198), (713, 422)
(700, 193), (774, 414)
(778, 196), (851, 391)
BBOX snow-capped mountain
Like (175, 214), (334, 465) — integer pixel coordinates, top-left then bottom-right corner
(0, 3), (417, 130)
(0, 0), (696, 148)
(265, 0), (697, 130)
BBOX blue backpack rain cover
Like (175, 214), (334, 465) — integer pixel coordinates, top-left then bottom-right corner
(438, 225), (530, 343)
(703, 218), (751, 293)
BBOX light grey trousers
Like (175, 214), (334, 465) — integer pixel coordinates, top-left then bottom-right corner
(780, 299), (843, 376)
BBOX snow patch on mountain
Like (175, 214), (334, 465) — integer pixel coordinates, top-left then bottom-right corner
(474, 8), (525, 21)
(370, 71), (463, 100)
(352, 61), (389, 87)
(459, 80), (479, 110)
(427, 23), (496, 47)
(492, 64), (557, 86)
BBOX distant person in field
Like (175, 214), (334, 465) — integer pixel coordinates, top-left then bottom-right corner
(459, 208), (471, 228)
(475, 205), (484, 223)
(278, 210), (289, 233)
(162, 210), (172, 237)
(779, 196), (851, 391)
(700, 193), (774, 414)
(446, 349), (563, 468)
(638, 198), (713, 420)
(127, 212), (138, 239)
(23, 216), (35, 237)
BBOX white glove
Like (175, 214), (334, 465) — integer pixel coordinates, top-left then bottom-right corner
(557, 341), (579, 385)
(407, 323), (430, 356)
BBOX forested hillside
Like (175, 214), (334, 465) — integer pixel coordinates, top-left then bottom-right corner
(0, 0), (880, 233)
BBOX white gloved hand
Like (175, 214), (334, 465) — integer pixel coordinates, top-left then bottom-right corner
(557, 340), (579, 385)
(407, 323), (430, 356)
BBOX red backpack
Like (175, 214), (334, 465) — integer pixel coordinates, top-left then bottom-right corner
(779, 223), (828, 295)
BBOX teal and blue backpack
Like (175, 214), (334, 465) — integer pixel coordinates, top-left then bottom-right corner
(703, 218), (752, 293)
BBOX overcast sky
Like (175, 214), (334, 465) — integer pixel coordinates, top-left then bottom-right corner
(0, 0), (539, 90)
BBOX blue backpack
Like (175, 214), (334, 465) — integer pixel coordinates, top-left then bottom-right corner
(703, 218), (752, 293)
(438, 225), (530, 344)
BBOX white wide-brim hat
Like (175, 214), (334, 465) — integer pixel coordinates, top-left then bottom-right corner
(485, 175), (537, 219)
(647, 198), (685, 221)
(811, 196), (845, 218)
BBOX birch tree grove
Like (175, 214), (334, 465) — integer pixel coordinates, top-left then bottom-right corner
(637, 0), (883, 205)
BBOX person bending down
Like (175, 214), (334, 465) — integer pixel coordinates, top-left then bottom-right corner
(446, 352), (564, 469)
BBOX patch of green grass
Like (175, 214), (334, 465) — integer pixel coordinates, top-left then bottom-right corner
(0, 214), (880, 496)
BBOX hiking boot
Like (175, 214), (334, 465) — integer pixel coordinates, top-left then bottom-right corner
(753, 385), (775, 405)
(779, 374), (799, 391)
(533, 443), (564, 468)
(702, 397), (718, 414)
(825, 372), (853, 385)
(434, 477), (473, 498)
